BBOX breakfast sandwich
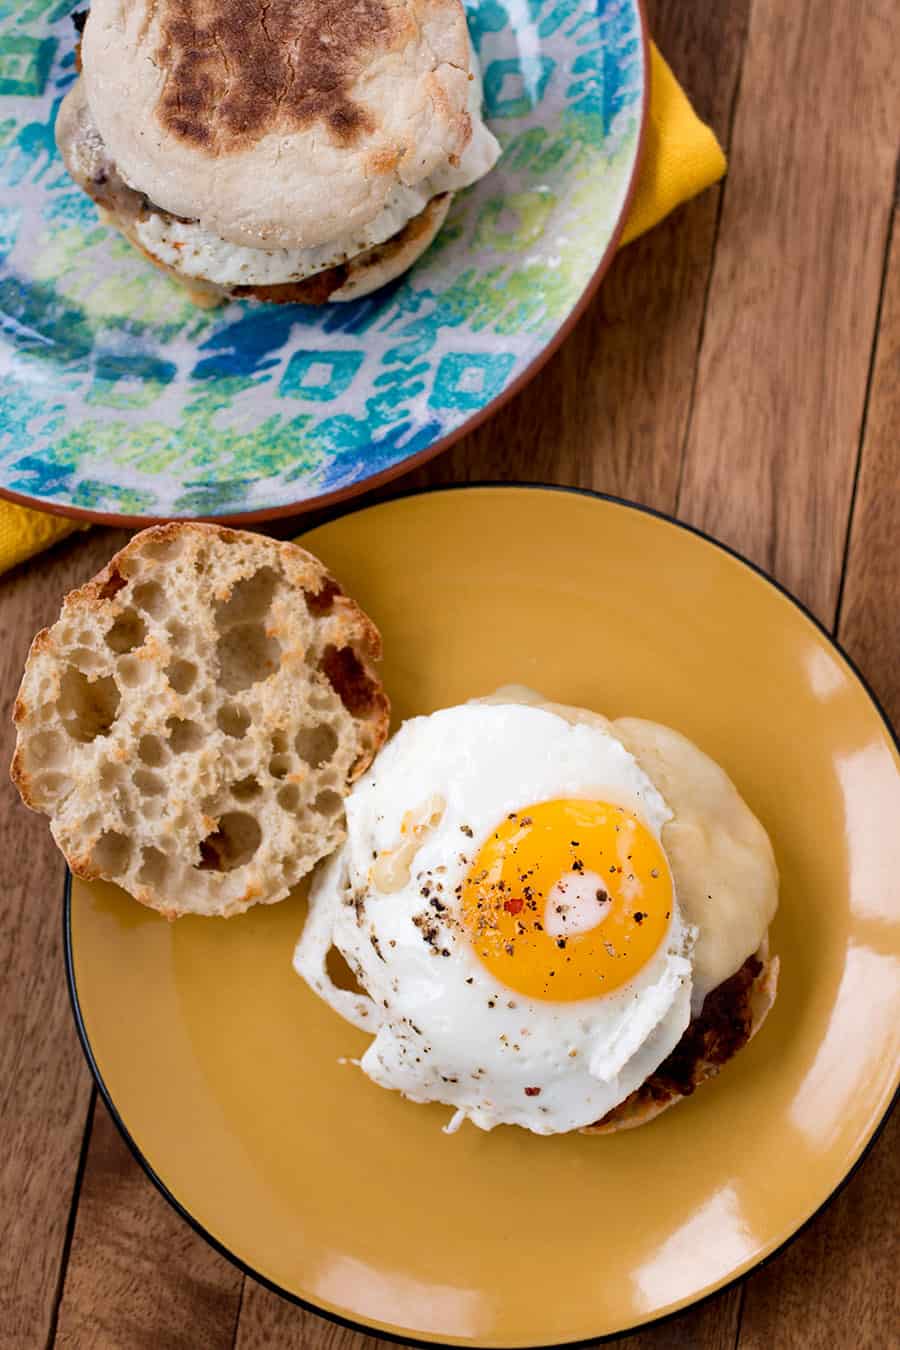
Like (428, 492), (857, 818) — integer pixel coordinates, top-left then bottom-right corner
(294, 686), (779, 1134)
(10, 516), (779, 1136)
(10, 524), (389, 917)
(56, 0), (501, 305)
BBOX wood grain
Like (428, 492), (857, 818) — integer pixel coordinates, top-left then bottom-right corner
(838, 212), (900, 719)
(0, 528), (128, 1348)
(735, 1113), (900, 1350)
(677, 0), (900, 624)
(53, 1103), (242, 1350)
(733, 208), (900, 1350)
(234, 1290), (410, 1350)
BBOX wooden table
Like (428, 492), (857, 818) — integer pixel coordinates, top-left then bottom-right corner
(2, 2), (898, 1346)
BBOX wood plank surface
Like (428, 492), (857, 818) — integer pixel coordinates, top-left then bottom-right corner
(53, 1103), (243, 1350)
(677, 0), (900, 624)
(0, 528), (128, 1349)
(0, 0), (897, 1347)
(839, 210), (900, 718)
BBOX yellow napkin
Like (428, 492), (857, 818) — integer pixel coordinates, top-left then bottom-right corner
(0, 499), (88, 574)
(0, 42), (725, 577)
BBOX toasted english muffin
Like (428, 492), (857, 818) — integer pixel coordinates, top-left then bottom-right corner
(11, 524), (389, 918)
(56, 9), (485, 306)
(81, 0), (473, 251)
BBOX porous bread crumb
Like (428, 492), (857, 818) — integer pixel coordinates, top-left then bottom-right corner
(10, 523), (389, 917)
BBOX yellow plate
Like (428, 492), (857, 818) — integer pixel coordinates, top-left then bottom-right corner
(67, 486), (900, 1347)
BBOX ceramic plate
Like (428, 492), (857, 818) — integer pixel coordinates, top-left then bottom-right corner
(0, 3), (646, 524)
(66, 487), (900, 1347)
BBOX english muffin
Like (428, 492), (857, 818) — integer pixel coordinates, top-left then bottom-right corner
(11, 524), (389, 917)
(56, 0), (500, 303)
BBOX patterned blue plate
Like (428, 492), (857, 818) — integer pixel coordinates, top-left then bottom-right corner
(0, 1), (647, 522)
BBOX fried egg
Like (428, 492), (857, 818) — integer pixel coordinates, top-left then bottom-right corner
(294, 702), (697, 1134)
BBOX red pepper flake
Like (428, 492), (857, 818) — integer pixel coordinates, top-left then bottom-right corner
(503, 896), (524, 915)
(524, 1086), (541, 1097)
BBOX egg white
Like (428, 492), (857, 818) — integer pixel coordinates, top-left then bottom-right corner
(294, 703), (695, 1134)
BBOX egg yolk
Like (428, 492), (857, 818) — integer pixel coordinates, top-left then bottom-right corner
(460, 800), (673, 1001)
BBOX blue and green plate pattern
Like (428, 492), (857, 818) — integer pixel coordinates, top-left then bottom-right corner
(0, 0), (646, 520)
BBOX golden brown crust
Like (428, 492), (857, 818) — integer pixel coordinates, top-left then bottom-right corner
(154, 0), (396, 153)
